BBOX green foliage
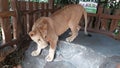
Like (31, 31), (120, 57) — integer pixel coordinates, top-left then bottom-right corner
(118, 21), (120, 26)
(29, 0), (48, 3)
(54, 0), (79, 7)
(102, 0), (120, 9)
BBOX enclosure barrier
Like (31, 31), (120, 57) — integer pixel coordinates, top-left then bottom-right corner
(0, 0), (120, 49)
(87, 5), (120, 39)
(0, 0), (54, 48)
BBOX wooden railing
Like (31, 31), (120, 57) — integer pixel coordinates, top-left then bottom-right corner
(0, 0), (54, 48)
(0, 0), (120, 49)
(87, 5), (120, 39)
(0, 0), (18, 48)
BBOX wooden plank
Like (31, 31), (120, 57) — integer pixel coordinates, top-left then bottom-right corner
(48, 0), (54, 9)
(11, 16), (18, 39)
(0, 11), (15, 17)
(48, 0), (54, 16)
(87, 13), (97, 17)
(20, 1), (27, 34)
(18, 1), (26, 11)
(0, 34), (30, 49)
(26, 1), (33, 32)
(110, 21), (118, 32)
(21, 1), (26, 10)
(88, 16), (94, 28)
(88, 29), (114, 38)
(29, 2), (33, 32)
(100, 14), (120, 20)
(22, 9), (54, 14)
(110, 9), (120, 31)
(22, 8), (120, 20)
(17, 1), (27, 35)
(81, 28), (114, 39)
(0, 39), (18, 49)
(33, 2), (39, 22)
(0, 0), (18, 40)
(100, 8), (112, 31)
(95, 5), (103, 29)
(39, 3), (44, 16)
(0, 18), (12, 44)
(87, 16), (91, 27)
(10, 0), (22, 39)
(100, 19), (108, 30)
(44, 3), (49, 16)
(0, 0), (12, 44)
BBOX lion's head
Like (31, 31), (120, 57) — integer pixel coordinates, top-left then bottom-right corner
(29, 17), (49, 49)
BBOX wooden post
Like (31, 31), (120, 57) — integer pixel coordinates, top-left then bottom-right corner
(10, 0), (23, 40)
(10, 0), (18, 40)
(39, 3), (45, 16)
(48, 0), (54, 9)
(101, 8), (112, 31)
(110, 9), (120, 32)
(33, 2), (39, 22)
(94, 5), (103, 30)
(26, 1), (33, 32)
(0, 0), (12, 44)
(87, 15), (94, 28)
(44, 3), (48, 16)
(48, 0), (54, 15)
(21, 1), (27, 35)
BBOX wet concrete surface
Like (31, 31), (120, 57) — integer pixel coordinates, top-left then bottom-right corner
(22, 31), (120, 68)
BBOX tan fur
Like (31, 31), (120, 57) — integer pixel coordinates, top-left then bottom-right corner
(29, 4), (88, 62)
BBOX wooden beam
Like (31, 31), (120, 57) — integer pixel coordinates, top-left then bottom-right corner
(0, 39), (18, 49)
(0, 34), (30, 49)
(100, 14), (120, 20)
(87, 13), (98, 17)
(0, 11), (15, 17)
(48, 0), (54, 9)
(81, 28), (115, 39)
(0, 0), (13, 44)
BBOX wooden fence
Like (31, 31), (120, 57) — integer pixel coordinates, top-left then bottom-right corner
(0, 0), (17, 48)
(0, 0), (120, 49)
(0, 0), (54, 48)
(87, 5), (120, 39)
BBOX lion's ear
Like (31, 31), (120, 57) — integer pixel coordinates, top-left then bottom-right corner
(29, 31), (35, 37)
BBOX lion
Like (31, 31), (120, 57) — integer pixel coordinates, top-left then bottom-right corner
(29, 4), (90, 62)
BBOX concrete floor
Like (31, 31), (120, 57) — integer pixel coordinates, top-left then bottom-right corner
(22, 31), (120, 68)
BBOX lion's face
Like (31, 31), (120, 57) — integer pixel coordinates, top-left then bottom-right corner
(29, 17), (49, 49)
(29, 30), (48, 49)
(29, 31), (47, 49)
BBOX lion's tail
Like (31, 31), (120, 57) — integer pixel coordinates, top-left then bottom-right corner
(83, 9), (88, 35)
(83, 9), (91, 36)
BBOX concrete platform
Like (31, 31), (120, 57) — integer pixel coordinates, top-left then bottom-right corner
(22, 31), (120, 68)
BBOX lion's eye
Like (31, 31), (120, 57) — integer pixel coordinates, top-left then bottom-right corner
(38, 39), (41, 41)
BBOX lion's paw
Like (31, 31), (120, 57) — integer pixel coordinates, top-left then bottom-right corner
(31, 50), (40, 56)
(66, 37), (73, 42)
(45, 54), (54, 62)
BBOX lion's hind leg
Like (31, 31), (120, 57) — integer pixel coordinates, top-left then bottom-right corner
(66, 24), (81, 42)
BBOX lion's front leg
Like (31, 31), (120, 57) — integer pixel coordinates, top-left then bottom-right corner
(31, 45), (42, 56)
(45, 36), (58, 62)
(45, 47), (55, 62)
